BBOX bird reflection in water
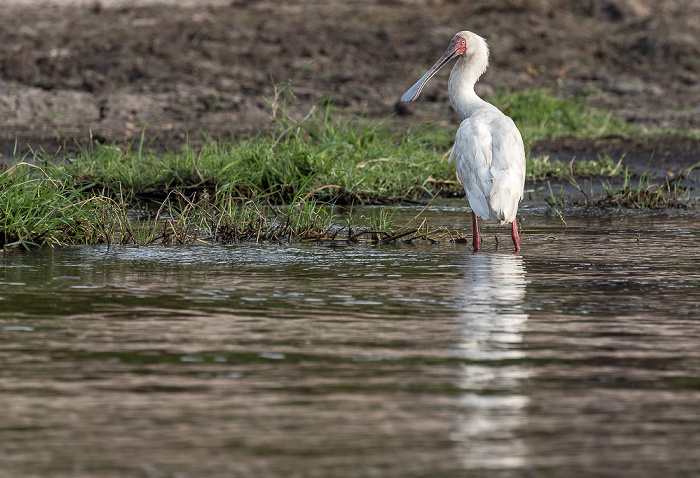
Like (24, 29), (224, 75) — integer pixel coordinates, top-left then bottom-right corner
(452, 253), (531, 471)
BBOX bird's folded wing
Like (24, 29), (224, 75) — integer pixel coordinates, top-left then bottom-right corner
(451, 112), (525, 224)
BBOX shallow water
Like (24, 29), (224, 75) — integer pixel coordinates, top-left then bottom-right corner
(1, 202), (700, 478)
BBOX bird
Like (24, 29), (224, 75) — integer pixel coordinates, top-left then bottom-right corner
(401, 31), (526, 252)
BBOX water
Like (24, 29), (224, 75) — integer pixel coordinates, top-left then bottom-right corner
(1, 202), (700, 477)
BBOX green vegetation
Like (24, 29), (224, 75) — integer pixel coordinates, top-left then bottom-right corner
(0, 162), (457, 250)
(59, 105), (458, 204)
(0, 162), (119, 249)
(600, 170), (691, 208)
(57, 89), (657, 203)
(488, 88), (637, 145)
(526, 154), (624, 181)
(1, 88), (696, 250)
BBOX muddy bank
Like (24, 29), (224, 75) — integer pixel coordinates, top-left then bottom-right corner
(1, 0), (699, 162)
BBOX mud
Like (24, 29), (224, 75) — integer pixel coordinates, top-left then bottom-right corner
(1, 0), (699, 163)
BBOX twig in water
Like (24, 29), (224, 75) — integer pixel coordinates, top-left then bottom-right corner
(609, 154), (625, 176)
(567, 158), (590, 205)
(380, 228), (419, 244)
(397, 187), (442, 234)
(348, 230), (388, 241)
(555, 208), (567, 228)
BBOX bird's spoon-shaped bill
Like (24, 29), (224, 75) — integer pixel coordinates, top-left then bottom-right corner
(400, 42), (458, 103)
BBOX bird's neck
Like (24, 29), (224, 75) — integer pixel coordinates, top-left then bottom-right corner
(448, 50), (489, 121)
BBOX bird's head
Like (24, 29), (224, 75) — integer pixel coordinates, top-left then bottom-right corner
(400, 31), (485, 104)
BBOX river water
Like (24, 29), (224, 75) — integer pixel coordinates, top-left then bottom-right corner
(1, 202), (699, 477)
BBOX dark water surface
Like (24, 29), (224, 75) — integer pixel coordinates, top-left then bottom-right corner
(2, 203), (700, 478)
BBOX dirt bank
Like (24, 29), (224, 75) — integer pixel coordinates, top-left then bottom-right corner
(1, 0), (699, 162)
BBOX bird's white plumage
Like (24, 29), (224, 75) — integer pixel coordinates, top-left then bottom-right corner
(448, 103), (525, 224)
(400, 30), (526, 249)
(441, 32), (525, 226)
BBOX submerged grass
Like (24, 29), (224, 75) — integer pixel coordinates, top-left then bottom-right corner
(0, 162), (461, 250)
(599, 169), (692, 208)
(544, 164), (695, 210)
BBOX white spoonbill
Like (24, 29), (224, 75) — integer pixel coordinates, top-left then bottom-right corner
(401, 31), (526, 252)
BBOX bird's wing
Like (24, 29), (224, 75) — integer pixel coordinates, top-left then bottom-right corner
(449, 108), (526, 224)
(488, 115), (526, 224)
(450, 118), (494, 221)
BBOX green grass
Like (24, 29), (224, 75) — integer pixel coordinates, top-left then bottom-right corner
(487, 88), (637, 146)
(527, 154), (624, 181)
(0, 162), (123, 249)
(58, 104), (457, 204)
(599, 169), (691, 208)
(0, 162), (453, 250)
(57, 89), (660, 203)
(2, 88), (697, 249)
(543, 166), (694, 210)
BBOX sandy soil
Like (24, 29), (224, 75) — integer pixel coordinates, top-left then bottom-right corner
(1, 0), (699, 163)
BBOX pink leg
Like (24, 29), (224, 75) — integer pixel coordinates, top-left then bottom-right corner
(511, 218), (520, 252)
(472, 212), (480, 252)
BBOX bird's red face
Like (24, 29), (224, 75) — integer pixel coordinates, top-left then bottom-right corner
(452, 35), (468, 56)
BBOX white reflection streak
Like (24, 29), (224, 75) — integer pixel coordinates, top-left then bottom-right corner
(453, 254), (530, 470)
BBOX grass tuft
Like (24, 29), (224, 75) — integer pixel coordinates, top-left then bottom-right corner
(0, 162), (127, 250)
(599, 170), (691, 208)
(527, 154), (624, 181)
(487, 88), (636, 146)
